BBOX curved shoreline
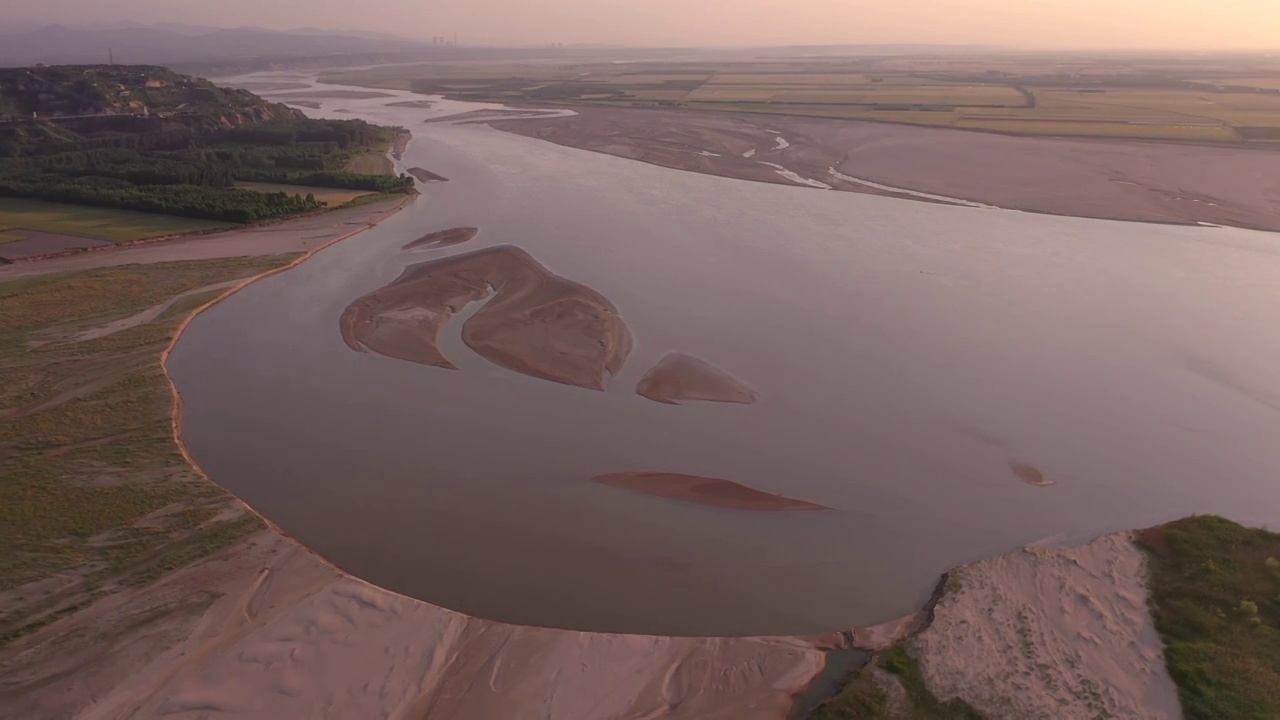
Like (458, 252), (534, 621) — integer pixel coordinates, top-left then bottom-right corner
(154, 192), (859, 718)
(161, 193), (418, 572)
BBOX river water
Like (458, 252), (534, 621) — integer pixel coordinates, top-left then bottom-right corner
(169, 74), (1280, 636)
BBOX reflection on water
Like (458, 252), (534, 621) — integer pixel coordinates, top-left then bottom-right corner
(169, 76), (1280, 635)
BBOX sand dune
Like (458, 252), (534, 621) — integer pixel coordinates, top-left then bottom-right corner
(636, 351), (758, 405)
(911, 532), (1182, 719)
(594, 472), (830, 511)
(340, 245), (632, 390)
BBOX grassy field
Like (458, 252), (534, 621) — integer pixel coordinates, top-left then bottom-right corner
(1137, 516), (1280, 720)
(322, 53), (1280, 143)
(0, 198), (232, 243)
(234, 182), (375, 206)
(0, 255), (297, 645)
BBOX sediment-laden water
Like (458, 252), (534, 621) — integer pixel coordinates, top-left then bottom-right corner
(169, 74), (1280, 636)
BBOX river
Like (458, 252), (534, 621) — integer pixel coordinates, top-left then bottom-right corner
(168, 74), (1280, 636)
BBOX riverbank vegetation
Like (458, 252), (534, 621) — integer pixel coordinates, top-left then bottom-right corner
(1137, 516), (1280, 719)
(0, 65), (413, 228)
(0, 198), (232, 242)
(0, 256), (297, 646)
(808, 646), (983, 719)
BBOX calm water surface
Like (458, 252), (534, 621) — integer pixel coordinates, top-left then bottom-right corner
(169, 76), (1280, 635)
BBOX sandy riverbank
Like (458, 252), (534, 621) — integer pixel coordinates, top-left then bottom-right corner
(1, 530), (832, 720)
(341, 244), (633, 390)
(485, 106), (1280, 232)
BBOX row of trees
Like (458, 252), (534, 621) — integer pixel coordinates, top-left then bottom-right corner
(0, 175), (325, 224)
(0, 115), (414, 223)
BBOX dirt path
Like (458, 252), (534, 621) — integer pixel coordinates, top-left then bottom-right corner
(0, 197), (411, 281)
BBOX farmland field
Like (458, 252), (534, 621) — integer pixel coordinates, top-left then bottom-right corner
(0, 199), (232, 243)
(322, 52), (1280, 144)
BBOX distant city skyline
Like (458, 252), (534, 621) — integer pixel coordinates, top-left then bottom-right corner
(2, 0), (1277, 51)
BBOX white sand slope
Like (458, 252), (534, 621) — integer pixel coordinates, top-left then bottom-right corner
(911, 532), (1182, 719)
(59, 533), (826, 720)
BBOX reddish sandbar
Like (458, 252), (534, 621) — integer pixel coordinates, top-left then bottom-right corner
(340, 245), (632, 390)
(594, 472), (828, 511)
(636, 352), (758, 405)
(402, 227), (479, 251)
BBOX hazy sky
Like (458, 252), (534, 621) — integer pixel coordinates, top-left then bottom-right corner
(8, 0), (1278, 49)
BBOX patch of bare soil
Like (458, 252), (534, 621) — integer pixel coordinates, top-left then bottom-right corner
(911, 532), (1182, 719)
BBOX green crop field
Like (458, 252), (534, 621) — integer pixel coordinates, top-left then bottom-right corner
(0, 199), (232, 243)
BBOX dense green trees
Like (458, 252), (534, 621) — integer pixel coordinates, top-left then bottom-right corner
(0, 112), (413, 224)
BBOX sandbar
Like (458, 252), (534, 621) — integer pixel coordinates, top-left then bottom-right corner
(402, 227), (479, 251)
(340, 245), (632, 390)
(387, 99), (436, 108)
(636, 351), (758, 405)
(486, 106), (1280, 232)
(594, 472), (829, 511)
(407, 166), (448, 183)
(1010, 462), (1055, 486)
(268, 90), (395, 99)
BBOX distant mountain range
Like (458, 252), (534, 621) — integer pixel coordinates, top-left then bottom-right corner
(0, 23), (437, 69)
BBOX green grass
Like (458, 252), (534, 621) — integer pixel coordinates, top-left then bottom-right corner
(0, 255), (297, 644)
(1137, 516), (1280, 720)
(0, 198), (232, 243)
(811, 646), (984, 719)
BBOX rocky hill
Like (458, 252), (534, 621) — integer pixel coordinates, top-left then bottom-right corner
(0, 65), (298, 126)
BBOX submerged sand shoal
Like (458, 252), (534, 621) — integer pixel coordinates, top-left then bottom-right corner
(407, 167), (449, 183)
(636, 351), (758, 405)
(340, 244), (632, 390)
(594, 472), (829, 511)
(402, 226), (479, 250)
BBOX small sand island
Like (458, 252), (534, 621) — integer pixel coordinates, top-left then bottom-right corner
(402, 227), (479, 250)
(340, 245), (632, 390)
(1011, 462), (1055, 487)
(387, 99), (436, 108)
(636, 352), (758, 405)
(407, 167), (448, 183)
(593, 472), (829, 511)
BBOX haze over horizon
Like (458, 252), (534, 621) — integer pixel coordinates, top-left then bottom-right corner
(3, 0), (1277, 51)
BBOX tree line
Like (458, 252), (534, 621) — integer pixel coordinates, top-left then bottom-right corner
(0, 116), (414, 224)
